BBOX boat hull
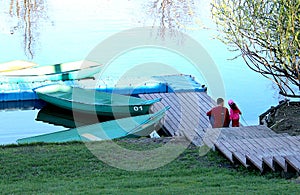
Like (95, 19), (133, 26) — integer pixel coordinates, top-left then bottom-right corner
(0, 65), (102, 83)
(17, 107), (169, 144)
(35, 84), (161, 117)
(0, 60), (37, 72)
(0, 60), (101, 76)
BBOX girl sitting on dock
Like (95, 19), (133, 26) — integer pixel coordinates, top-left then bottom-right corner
(228, 100), (242, 127)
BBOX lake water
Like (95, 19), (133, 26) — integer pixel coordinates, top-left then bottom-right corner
(0, 0), (281, 144)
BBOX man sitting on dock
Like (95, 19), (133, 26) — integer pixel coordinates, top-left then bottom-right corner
(206, 98), (230, 128)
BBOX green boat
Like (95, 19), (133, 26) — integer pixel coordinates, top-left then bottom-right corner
(17, 107), (169, 144)
(34, 84), (162, 117)
(0, 60), (102, 83)
(35, 104), (111, 128)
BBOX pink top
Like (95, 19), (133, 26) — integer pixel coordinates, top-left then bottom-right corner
(230, 108), (241, 120)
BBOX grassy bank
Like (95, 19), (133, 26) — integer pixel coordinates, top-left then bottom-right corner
(0, 139), (299, 194)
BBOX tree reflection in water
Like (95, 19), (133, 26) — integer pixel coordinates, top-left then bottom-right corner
(6, 0), (201, 58)
(146, 0), (198, 37)
(9, 0), (48, 59)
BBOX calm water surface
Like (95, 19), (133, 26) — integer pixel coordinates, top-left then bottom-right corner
(0, 0), (280, 144)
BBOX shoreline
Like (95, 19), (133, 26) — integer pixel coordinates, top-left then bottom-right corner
(260, 101), (300, 136)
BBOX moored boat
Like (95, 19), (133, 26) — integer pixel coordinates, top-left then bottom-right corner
(0, 60), (103, 83)
(35, 104), (112, 128)
(34, 84), (162, 117)
(0, 60), (101, 76)
(17, 107), (169, 144)
(0, 60), (37, 72)
(0, 65), (102, 83)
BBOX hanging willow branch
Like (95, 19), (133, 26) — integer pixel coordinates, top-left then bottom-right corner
(212, 0), (300, 98)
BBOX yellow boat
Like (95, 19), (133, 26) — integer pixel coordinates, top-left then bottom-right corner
(0, 60), (37, 72)
(0, 60), (101, 76)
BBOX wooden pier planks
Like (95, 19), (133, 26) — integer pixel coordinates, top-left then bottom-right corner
(213, 126), (300, 173)
(285, 155), (300, 173)
(139, 92), (215, 144)
(141, 91), (300, 175)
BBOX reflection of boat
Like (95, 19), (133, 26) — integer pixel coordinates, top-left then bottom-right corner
(0, 60), (37, 72)
(0, 60), (102, 83)
(34, 84), (162, 117)
(17, 107), (169, 144)
(36, 104), (113, 128)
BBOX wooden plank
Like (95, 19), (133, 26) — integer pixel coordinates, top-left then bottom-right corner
(247, 126), (277, 139)
(166, 94), (210, 139)
(158, 94), (193, 127)
(202, 128), (222, 148)
(240, 139), (260, 151)
(219, 125), (277, 141)
(161, 97), (184, 122)
(251, 137), (268, 149)
(260, 137), (278, 149)
(285, 155), (300, 173)
(221, 140), (236, 152)
(196, 92), (216, 109)
(273, 156), (286, 171)
(246, 153), (264, 172)
(151, 93), (188, 135)
(237, 127), (257, 138)
(140, 93), (181, 136)
(285, 136), (300, 147)
(176, 92), (210, 129)
(230, 141), (287, 172)
(141, 93), (174, 125)
(262, 156), (275, 171)
(236, 139), (254, 151)
(214, 142), (234, 163)
(281, 136), (300, 147)
(230, 139), (260, 152)
(177, 93), (207, 125)
(233, 127), (254, 138)
(232, 151), (249, 167)
(192, 92), (215, 113)
(179, 92), (211, 128)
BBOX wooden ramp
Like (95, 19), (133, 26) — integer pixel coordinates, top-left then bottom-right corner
(204, 126), (300, 175)
(140, 92), (300, 176)
(139, 91), (215, 142)
(192, 124), (300, 175)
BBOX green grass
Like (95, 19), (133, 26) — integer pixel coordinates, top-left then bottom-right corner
(0, 139), (299, 194)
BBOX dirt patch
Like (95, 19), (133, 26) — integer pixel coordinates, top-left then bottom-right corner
(262, 102), (300, 136)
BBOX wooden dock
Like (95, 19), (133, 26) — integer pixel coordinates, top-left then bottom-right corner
(139, 91), (300, 176)
(139, 91), (215, 141)
(213, 126), (300, 174)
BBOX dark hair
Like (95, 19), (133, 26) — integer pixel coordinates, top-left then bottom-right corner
(229, 102), (238, 110)
(217, 98), (224, 105)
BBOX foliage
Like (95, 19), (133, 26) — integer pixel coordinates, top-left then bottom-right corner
(211, 0), (300, 98)
(0, 141), (300, 194)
